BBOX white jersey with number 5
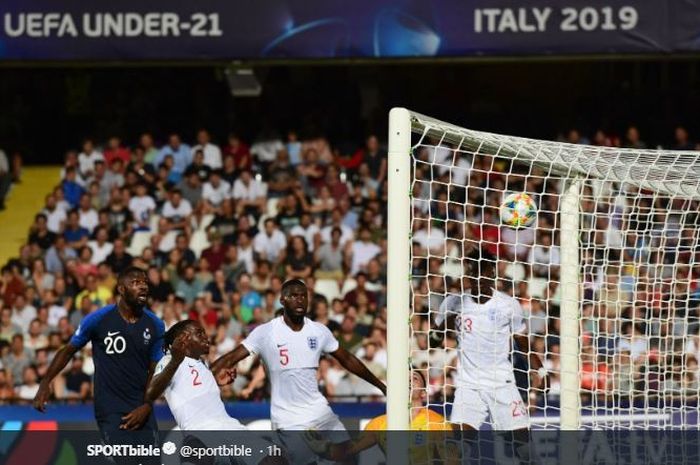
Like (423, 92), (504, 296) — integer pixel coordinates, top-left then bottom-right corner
(439, 290), (526, 390)
(154, 355), (245, 430)
(242, 316), (339, 429)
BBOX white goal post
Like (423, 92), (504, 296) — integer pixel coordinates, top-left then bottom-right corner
(387, 107), (700, 431)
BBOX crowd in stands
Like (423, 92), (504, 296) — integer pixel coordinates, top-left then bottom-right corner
(0, 129), (389, 404)
(1, 122), (699, 415)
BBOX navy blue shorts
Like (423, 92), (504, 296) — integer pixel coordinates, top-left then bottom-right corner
(97, 412), (159, 465)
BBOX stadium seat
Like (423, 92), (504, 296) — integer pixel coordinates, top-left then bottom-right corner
(504, 263), (526, 282)
(266, 198), (280, 217)
(314, 279), (341, 302)
(528, 277), (548, 299)
(127, 231), (152, 257)
(341, 278), (357, 297)
(189, 230), (211, 258)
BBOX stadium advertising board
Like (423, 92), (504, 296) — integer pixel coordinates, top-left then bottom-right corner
(1, 0), (700, 60)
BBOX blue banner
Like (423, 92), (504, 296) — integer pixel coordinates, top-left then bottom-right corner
(0, 1), (699, 60)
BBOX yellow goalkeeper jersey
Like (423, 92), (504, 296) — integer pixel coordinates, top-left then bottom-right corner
(365, 409), (458, 464)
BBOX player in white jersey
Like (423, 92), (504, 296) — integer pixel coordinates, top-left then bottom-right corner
(432, 248), (544, 439)
(146, 320), (287, 465)
(211, 279), (387, 464)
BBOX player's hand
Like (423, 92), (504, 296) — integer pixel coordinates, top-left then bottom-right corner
(33, 383), (52, 413)
(170, 333), (189, 361)
(120, 403), (152, 430)
(303, 430), (331, 456)
(216, 368), (237, 386)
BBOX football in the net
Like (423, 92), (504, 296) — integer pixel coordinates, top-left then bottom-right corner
(499, 192), (537, 228)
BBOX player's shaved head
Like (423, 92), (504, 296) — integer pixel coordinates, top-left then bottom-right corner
(117, 266), (147, 286)
(281, 279), (306, 296)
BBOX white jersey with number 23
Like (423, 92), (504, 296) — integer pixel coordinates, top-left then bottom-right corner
(439, 290), (527, 390)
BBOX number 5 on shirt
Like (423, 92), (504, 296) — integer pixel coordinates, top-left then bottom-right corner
(279, 348), (289, 366)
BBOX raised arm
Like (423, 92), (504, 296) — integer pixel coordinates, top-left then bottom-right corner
(513, 333), (544, 391)
(144, 354), (184, 405)
(33, 343), (79, 412)
(210, 344), (251, 375)
(330, 347), (386, 395)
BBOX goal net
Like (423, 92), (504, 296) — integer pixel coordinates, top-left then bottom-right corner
(386, 108), (700, 431)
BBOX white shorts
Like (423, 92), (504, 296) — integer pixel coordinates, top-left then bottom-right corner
(278, 411), (350, 465)
(450, 383), (529, 430)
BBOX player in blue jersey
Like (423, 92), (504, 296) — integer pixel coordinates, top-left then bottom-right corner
(34, 266), (165, 444)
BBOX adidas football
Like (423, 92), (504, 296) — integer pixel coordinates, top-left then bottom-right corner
(499, 192), (537, 228)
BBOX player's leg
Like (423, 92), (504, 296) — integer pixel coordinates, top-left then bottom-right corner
(97, 413), (160, 465)
(313, 411), (353, 465)
(450, 387), (488, 463)
(489, 384), (533, 464)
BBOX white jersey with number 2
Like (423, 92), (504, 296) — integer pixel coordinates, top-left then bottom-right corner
(242, 316), (340, 429)
(154, 355), (245, 430)
(439, 290), (527, 390)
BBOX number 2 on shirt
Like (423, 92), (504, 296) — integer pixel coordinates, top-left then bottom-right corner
(279, 348), (289, 366)
(190, 368), (202, 386)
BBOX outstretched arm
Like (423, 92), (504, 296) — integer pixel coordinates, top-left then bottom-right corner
(513, 334), (544, 390)
(330, 348), (386, 395)
(144, 354), (184, 406)
(210, 344), (251, 375)
(33, 343), (79, 412)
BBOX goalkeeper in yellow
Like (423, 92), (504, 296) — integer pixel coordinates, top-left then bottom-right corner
(304, 371), (458, 464)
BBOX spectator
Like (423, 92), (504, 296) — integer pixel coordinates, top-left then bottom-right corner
(88, 227), (113, 266)
(192, 129), (222, 170)
(250, 130), (284, 171)
(29, 258), (54, 292)
(184, 149), (212, 183)
(178, 171), (203, 209)
(103, 137), (130, 166)
(267, 150), (296, 198)
(63, 210), (90, 251)
(176, 264), (205, 305)
(78, 193), (99, 234)
(42, 194), (67, 235)
(139, 133), (159, 165)
(162, 189), (192, 231)
(673, 126), (694, 151)
(156, 133), (192, 179)
(314, 227), (345, 280)
(232, 170), (267, 219)
(237, 273), (261, 324)
(290, 212), (321, 251)
(297, 148), (326, 196)
(347, 227), (381, 276)
(59, 356), (92, 400)
(320, 209), (354, 246)
(204, 269), (234, 310)
(11, 295), (36, 334)
(344, 272), (377, 308)
(202, 170), (231, 210)
(61, 167), (85, 209)
(2, 334), (32, 386)
(623, 125), (647, 149)
(285, 236), (313, 279)
(28, 214), (56, 251)
(15, 366), (39, 402)
(0, 307), (21, 343)
(362, 135), (387, 184)
(77, 139), (104, 178)
(128, 183), (157, 231)
(201, 228), (229, 272)
(25, 319), (48, 354)
(286, 130), (303, 167)
(45, 236), (77, 274)
(223, 133), (252, 171)
(127, 146), (156, 185)
(104, 238), (133, 275)
(75, 273), (113, 309)
(253, 219), (287, 266)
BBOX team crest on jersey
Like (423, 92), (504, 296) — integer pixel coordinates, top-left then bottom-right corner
(307, 337), (318, 349)
(143, 328), (151, 344)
